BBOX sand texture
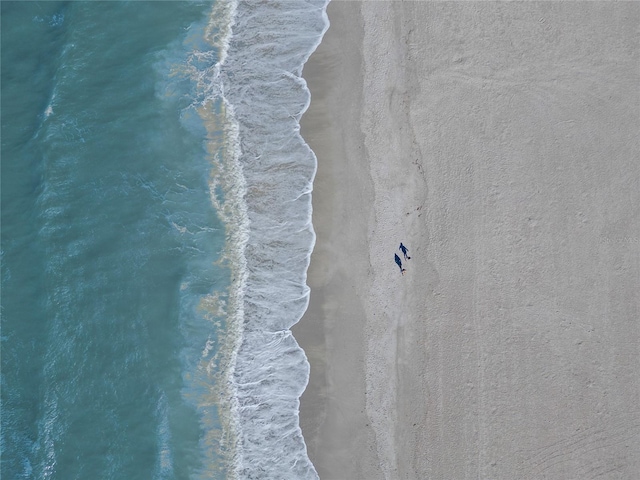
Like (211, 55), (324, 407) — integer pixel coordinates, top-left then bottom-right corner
(294, 1), (640, 479)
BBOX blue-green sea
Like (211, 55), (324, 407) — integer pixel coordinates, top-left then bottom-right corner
(1, 1), (329, 478)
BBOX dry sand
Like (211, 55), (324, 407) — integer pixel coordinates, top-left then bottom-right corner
(293, 1), (640, 479)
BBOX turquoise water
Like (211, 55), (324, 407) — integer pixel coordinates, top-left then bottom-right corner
(2, 1), (328, 478)
(2, 2), (229, 478)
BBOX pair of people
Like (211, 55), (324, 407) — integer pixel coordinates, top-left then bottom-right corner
(394, 243), (410, 275)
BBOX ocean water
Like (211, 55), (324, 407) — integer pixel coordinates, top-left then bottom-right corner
(1, 1), (329, 479)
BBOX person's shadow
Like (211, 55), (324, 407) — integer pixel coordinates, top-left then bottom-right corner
(394, 254), (406, 275)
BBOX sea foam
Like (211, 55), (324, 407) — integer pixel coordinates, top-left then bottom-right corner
(196, 0), (330, 478)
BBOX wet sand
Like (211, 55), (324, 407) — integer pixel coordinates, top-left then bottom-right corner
(294, 2), (640, 479)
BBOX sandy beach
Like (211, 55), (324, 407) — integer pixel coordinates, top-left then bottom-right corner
(293, 1), (639, 479)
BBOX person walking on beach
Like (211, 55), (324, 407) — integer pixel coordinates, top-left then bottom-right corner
(399, 242), (410, 260)
(394, 254), (406, 275)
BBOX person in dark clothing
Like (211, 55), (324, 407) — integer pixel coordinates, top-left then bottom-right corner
(399, 242), (410, 260)
(394, 254), (406, 275)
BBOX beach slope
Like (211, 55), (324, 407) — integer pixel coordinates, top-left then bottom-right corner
(295, 2), (640, 478)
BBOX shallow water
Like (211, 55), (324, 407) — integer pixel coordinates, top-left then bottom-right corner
(1, 1), (328, 478)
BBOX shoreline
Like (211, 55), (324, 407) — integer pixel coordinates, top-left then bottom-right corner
(296, 1), (639, 479)
(293, 2), (380, 478)
(214, 1), (329, 477)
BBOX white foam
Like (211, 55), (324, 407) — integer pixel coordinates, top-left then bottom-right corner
(181, 0), (330, 477)
(212, 0), (330, 478)
(154, 393), (175, 479)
